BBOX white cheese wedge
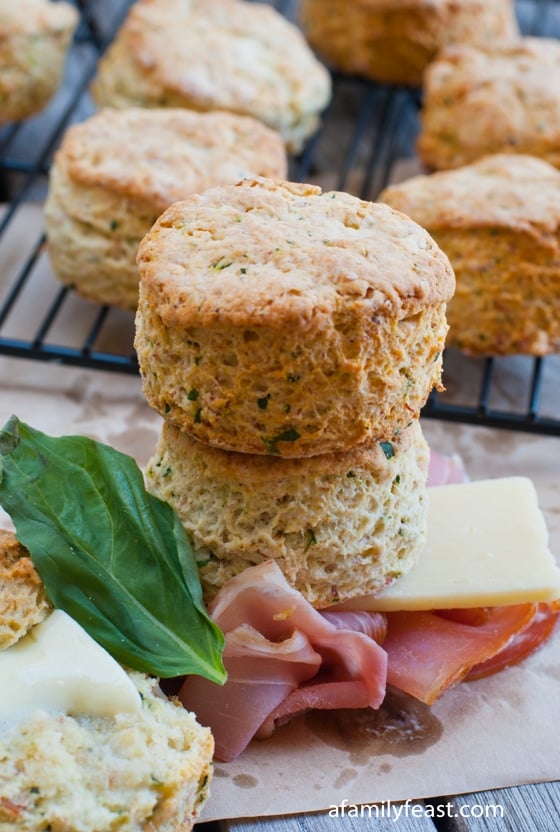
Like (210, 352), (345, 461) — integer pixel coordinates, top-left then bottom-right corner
(339, 477), (560, 611)
(0, 609), (141, 720)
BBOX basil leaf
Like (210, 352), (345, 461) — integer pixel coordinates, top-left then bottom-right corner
(0, 415), (225, 683)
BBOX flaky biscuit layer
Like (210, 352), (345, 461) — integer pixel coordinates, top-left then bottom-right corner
(135, 178), (454, 456)
(45, 108), (288, 310)
(381, 154), (560, 355)
(146, 420), (430, 608)
(91, 0), (331, 154)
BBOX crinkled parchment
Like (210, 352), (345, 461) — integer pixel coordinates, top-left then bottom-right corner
(1, 201), (559, 821)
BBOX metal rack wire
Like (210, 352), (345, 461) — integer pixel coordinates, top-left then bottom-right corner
(1, 0), (559, 435)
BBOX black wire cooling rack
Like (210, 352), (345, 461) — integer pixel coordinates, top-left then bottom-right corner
(1, 0), (559, 435)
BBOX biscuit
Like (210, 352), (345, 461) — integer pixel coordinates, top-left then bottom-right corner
(0, 530), (51, 650)
(418, 38), (560, 171)
(44, 107), (288, 310)
(380, 154), (560, 355)
(145, 420), (429, 609)
(0, 0), (78, 125)
(90, 0), (331, 154)
(135, 178), (455, 457)
(0, 672), (214, 832)
(299, 0), (518, 88)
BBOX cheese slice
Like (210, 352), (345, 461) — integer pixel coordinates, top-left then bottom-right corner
(339, 477), (560, 612)
(0, 609), (141, 720)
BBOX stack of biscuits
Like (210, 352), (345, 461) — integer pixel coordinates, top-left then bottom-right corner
(137, 177), (455, 609)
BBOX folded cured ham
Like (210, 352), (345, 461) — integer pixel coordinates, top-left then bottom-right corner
(180, 562), (387, 761)
(179, 453), (560, 761)
(179, 559), (558, 761)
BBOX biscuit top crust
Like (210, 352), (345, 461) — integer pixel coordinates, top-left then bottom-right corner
(427, 34), (560, 73)
(428, 35), (560, 75)
(55, 108), (288, 214)
(424, 37), (560, 123)
(137, 178), (455, 330)
(0, 0), (78, 37)
(381, 154), (560, 237)
(114, 0), (330, 116)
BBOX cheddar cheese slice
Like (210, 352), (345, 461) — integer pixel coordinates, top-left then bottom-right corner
(341, 477), (560, 611)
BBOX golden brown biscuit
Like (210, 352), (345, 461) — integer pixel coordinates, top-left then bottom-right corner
(299, 0), (518, 87)
(146, 420), (430, 608)
(418, 38), (560, 170)
(0, 0), (78, 125)
(0, 529), (51, 650)
(135, 177), (455, 457)
(44, 107), (288, 310)
(90, 0), (331, 154)
(0, 535), (214, 831)
(380, 154), (560, 355)
(0, 673), (214, 832)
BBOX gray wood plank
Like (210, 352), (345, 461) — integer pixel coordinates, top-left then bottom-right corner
(426, 782), (560, 832)
(220, 803), (437, 832)
(217, 782), (560, 832)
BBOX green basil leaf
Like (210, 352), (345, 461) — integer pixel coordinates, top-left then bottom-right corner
(0, 415), (225, 684)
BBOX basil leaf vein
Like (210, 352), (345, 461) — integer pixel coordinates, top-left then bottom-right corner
(0, 415), (225, 683)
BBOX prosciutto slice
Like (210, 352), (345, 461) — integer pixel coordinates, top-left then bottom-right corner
(179, 561), (387, 761)
(427, 448), (469, 486)
(177, 450), (558, 761)
(465, 601), (560, 680)
(257, 609), (388, 738)
(383, 603), (538, 705)
(180, 625), (321, 763)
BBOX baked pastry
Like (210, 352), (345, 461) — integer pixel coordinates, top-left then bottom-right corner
(0, 671), (214, 832)
(44, 107), (288, 310)
(135, 178), (455, 457)
(380, 153), (560, 355)
(145, 419), (430, 608)
(0, 0), (78, 125)
(90, 0), (331, 154)
(418, 38), (560, 171)
(0, 529), (51, 650)
(0, 528), (214, 832)
(299, 0), (518, 88)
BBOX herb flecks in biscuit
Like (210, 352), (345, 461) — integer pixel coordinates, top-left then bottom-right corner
(135, 178), (455, 457)
(146, 421), (430, 609)
(0, 0), (78, 125)
(91, 0), (331, 154)
(0, 530), (51, 650)
(45, 107), (288, 310)
(381, 154), (560, 356)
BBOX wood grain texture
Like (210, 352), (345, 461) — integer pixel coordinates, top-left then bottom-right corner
(426, 782), (560, 831)
(215, 783), (560, 832)
(220, 804), (437, 832)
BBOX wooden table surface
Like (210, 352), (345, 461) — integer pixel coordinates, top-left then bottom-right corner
(1, 1), (560, 829)
(211, 782), (560, 832)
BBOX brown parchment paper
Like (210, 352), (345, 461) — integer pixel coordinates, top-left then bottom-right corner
(0, 202), (559, 820)
(0, 355), (559, 821)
